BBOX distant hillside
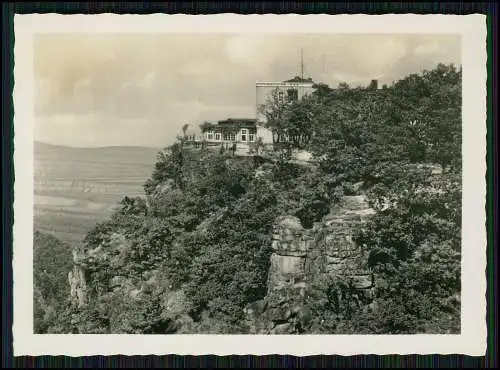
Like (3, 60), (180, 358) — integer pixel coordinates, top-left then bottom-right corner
(34, 141), (160, 244)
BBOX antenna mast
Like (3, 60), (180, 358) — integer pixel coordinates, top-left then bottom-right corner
(301, 48), (304, 79)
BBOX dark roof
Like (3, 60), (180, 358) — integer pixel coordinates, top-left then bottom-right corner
(283, 76), (315, 83)
(217, 118), (257, 126)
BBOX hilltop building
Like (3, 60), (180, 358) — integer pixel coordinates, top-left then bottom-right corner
(201, 118), (272, 144)
(185, 50), (316, 154)
(183, 49), (379, 156)
(197, 72), (316, 152)
(196, 118), (273, 155)
(256, 49), (317, 123)
(256, 76), (317, 123)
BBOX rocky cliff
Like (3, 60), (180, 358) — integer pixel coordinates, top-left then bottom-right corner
(67, 186), (377, 334)
(244, 195), (376, 334)
(67, 231), (196, 334)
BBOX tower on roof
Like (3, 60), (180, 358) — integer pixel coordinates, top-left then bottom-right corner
(301, 47), (304, 80)
(255, 49), (317, 122)
(282, 48), (315, 83)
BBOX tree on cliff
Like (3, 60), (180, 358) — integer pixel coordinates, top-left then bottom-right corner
(258, 88), (291, 145)
(33, 231), (73, 333)
(346, 165), (461, 334)
(199, 121), (215, 135)
(182, 123), (189, 138)
(144, 142), (185, 193)
(61, 63), (462, 335)
(258, 63), (461, 185)
(260, 63), (462, 334)
(305, 64), (461, 334)
(259, 88), (320, 149)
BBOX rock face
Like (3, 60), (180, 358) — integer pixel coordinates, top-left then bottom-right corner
(314, 195), (376, 290)
(68, 232), (135, 331)
(68, 192), (377, 334)
(67, 231), (195, 334)
(68, 265), (87, 308)
(260, 195), (376, 334)
(268, 215), (312, 290)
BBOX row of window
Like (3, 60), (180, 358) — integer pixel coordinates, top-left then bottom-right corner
(277, 88), (299, 103)
(207, 129), (255, 142)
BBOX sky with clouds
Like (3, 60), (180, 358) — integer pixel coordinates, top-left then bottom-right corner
(34, 33), (461, 148)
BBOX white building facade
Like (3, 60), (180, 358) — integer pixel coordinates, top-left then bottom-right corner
(186, 77), (317, 153)
(200, 118), (274, 151)
(256, 77), (317, 123)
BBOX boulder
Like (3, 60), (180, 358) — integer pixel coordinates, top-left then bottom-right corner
(350, 275), (373, 290)
(272, 323), (294, 334)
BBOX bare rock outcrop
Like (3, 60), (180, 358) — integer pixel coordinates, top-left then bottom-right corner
(68, 230), (195, 334)
(68, 232), (134, 314)
(267, 215), (312, 291)
(259, 195), (377, 333)
(68, 265), (88, 308)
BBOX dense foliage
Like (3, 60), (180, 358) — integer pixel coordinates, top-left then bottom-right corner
(261, 63), (462, 334)
(50, 63), (462, 334)
(33, 231), (74, 333)
(62, 144), (332, 333)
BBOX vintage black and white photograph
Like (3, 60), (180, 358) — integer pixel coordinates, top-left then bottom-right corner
(13, 14), (487, 356)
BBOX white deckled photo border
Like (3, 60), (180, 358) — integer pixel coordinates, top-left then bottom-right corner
(13, 13), (487, 356)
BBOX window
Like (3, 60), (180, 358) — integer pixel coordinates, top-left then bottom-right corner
(230, 133), (236, 141)
(278, 91), (285, 103)
(287, 88), (298, 101)
(207, 131), (214, 141)
(249, 133), (255, 142)
(241, 129), (247, 142)
(223, 132), (230, 141)
(215, 133), (221, 141)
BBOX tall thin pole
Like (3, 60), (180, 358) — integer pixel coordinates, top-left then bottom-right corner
(301, 48), (304, 79)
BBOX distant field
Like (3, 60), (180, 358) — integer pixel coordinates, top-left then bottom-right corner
(34, 142), (160, 245)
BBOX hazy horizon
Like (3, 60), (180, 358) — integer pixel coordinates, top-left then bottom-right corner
(35, 33), (461, 148)
(35, 140), (161, 150)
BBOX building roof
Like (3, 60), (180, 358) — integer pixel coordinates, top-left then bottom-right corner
(256, 76), (316, 87)
(217, 118), (257, 126)
(283, 76), (315, 84)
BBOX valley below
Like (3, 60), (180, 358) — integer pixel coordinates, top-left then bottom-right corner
(34, 142), (160, 245)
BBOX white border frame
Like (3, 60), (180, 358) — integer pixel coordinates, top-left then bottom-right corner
(13, 14), (487, 356)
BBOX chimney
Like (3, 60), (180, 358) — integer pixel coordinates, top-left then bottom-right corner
(369, 79), (378, 90)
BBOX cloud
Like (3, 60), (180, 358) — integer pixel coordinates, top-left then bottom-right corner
(414, 40), (440, 56)
(225, 34), (268, 64)
(137, 71), (156, 89)
(34, 33), (461, 147)
(182, 61), (213, 76)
